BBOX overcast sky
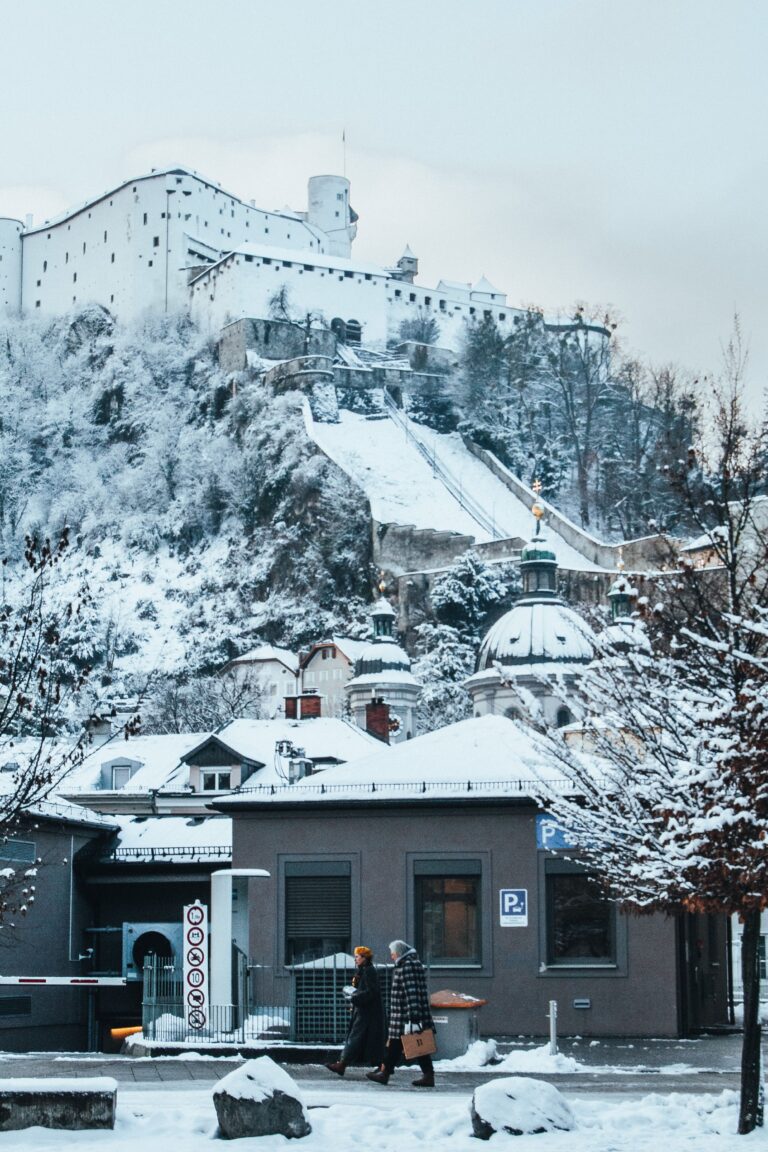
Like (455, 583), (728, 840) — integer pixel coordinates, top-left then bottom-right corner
(1, 0), (766, 406)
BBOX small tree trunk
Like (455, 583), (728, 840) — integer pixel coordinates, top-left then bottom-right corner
(738, 907), (763, 1134)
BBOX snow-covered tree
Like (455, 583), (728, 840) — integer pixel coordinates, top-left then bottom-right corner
(0, 529), (138, 926)
(529, 344), (768, 1134)
(141, 669), (266, 734)
(414, 552), (518, 732)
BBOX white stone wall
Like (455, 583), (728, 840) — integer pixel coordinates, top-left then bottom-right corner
(385, 279), (523, 352)
(15, 169), (333, 321)
(190, 247), (390, 347)
(0, 217), (23, 312)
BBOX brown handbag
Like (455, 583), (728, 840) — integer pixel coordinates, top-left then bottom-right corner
(401, 1027), (437, 1060)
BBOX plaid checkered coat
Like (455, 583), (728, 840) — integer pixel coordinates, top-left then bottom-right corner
(386, 949), (435, 1041)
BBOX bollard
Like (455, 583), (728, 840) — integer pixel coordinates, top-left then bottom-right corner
(547, 999), (558, 1056)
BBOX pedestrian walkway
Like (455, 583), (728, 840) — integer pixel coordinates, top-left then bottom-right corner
(0, 1032), (755, 1096)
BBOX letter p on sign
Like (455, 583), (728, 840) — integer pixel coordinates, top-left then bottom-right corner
(499, 888), (528, 927)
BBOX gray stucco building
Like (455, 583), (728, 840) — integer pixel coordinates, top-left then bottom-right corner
(218, 716), (729, 1039)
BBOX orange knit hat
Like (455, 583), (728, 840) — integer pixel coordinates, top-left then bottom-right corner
(354, 946), (373, 959)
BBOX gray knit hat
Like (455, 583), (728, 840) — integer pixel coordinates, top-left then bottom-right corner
(388, 939), (411, 958)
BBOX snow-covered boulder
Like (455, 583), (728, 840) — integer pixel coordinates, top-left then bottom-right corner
(470, 1076), (574, 1139)
(213, 1057), (311, 1140)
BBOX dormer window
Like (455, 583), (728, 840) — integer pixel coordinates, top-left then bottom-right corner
(112, 764), (133, 789)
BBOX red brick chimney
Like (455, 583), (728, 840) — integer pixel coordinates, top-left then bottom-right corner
(284, 692), (322, 720)
(365, 696), (390, 744)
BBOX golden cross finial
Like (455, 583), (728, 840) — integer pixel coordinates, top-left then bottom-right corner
(531, 479), (544, 521)
(616, 546), (625, 572)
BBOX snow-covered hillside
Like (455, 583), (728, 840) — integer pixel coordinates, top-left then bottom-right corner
(307, 407), (606, 571)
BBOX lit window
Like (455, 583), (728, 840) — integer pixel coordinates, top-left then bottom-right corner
(415, 861), (481, 966)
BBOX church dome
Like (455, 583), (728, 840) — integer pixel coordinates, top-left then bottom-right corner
(475, 500), (594, 671)
(476, 600), (595, 670)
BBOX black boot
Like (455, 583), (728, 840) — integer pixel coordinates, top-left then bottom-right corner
(325, 1060), (346, 1077)
(366, 1066), (390, 1085)
(412, 1056), (434, 1087)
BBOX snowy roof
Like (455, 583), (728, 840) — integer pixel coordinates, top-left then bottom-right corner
(436, 279), (472, 298)
(107, 814), (232, 861)
(63, 732), (208, 794)
(371, 596), (396, 618)
(680, 527), (727, 553)
(596, 619), (651, 653)
(476, 601), (595, 669)
(400, 245), (417, 260)
(24, 165), (317, 236)
(216, 715), (573, 806)
(302, 636), (369, 666)
(229, 645), (299, 673)
(191, 242), (387, 286)
(332, 636), (369, 663)
(352, 638), (414, 677)
(472, 276), (504, 297)
(168, 718), (382, 789)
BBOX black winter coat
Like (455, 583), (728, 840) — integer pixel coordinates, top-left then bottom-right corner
(341, 962), (385, 1065)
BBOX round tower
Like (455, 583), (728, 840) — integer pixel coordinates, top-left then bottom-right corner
(307, 175), (358, 258)
(0, 218), (23, 313)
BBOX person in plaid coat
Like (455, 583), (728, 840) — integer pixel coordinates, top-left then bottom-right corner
(366, 940), (436, 1088)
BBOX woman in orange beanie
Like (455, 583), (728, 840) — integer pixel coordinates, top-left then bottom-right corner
(325, 946), (384, 1077)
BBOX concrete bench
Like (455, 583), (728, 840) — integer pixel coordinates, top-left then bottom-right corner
(0, 1077), (117, 1131)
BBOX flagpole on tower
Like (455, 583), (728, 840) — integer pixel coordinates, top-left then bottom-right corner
(342, 128), (346, 178)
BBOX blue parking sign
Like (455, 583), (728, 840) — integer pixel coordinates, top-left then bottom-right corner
(499, 888), (528, 927)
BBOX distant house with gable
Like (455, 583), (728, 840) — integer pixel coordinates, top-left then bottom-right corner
(300, 636), (369, 718)
(221, 644), (300, 717)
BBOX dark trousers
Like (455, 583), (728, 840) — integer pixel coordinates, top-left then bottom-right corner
(382, 1037), (434, 1077)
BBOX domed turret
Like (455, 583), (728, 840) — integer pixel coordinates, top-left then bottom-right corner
(345, 589), (420, 742)
(597, 554), (649, 653)
(467, 489), (594, 728)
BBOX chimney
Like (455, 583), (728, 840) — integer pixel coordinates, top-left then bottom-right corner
(365, 696), (390, 744)
(284, 692), (322, 720)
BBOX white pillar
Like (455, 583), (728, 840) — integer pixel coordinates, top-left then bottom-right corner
(210, 868), (269, 1006)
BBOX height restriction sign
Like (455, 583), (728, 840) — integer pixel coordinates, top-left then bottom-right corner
(183, 902), (209, 1031)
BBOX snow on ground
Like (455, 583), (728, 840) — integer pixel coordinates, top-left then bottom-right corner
(307, 408), (606, 570)
(0, 1082), (748, 1150)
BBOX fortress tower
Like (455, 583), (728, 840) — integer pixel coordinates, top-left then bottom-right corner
(306, 175), (358, 258)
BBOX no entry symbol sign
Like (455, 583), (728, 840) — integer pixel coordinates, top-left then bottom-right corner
(183, 903), (208, 1032)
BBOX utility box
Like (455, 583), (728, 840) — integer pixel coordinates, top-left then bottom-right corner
(430, 990), (487, 1060)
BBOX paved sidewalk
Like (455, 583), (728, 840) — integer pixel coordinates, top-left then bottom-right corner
(0, 1032), (756, 1096)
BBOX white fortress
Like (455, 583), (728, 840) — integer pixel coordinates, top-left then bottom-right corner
(0, 165), (520, 348)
